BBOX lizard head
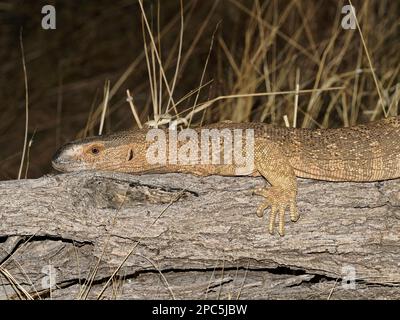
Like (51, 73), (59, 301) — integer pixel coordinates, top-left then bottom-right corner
(52, 130), (152, 173)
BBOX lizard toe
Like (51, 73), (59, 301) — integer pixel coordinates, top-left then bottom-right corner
(278, 207), (285, 236)
(290, 201), (299, 222)
(254, 186), (298, 236)
(256, 201), (270, 217)
(268, 205), (277, 234)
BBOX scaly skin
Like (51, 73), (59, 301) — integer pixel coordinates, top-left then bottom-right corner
(52, 116), (400, 236)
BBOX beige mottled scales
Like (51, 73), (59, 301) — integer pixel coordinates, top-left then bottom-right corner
(52, 116), (400, 236)
(262, 116), (400, 182)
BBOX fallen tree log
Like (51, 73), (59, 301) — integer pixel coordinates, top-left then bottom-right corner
(0, 171), (399, 299)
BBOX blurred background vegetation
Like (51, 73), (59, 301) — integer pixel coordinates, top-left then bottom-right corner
(0, 0), (398, 179)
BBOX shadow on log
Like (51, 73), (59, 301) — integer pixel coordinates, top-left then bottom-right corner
(0, 171), (399, 299)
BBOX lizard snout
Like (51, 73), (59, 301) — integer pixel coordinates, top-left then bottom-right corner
(52, 143), (82, 172)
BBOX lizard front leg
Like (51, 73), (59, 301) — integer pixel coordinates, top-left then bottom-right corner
(253, 139), (299, 236)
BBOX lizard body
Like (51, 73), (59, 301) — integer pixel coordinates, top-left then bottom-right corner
(52, 116), (400, 235)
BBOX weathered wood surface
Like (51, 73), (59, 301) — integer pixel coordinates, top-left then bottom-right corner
(0, 171), (399, 299)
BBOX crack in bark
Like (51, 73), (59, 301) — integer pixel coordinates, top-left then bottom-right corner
(91, 175), (199, 197)
(0, 235), (93, 266)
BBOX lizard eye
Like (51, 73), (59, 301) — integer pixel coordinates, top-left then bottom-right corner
(85, 144), (104, 156)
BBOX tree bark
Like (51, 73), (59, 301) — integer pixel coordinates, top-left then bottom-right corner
(0, 171), (399, 299)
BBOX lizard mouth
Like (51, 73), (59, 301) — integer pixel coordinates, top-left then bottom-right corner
(51, 158), (69, 172)
(52, 154), (72, 172)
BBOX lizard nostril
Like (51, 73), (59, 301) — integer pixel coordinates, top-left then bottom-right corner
(52, 143), (72, 171)
(52, 144), (70, 164)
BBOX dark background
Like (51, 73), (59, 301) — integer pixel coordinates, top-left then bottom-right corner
(0, 0), (398, 179)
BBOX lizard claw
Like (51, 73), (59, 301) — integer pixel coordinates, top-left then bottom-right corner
(253, 186), (298, 236)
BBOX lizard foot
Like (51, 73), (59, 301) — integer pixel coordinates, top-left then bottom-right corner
(253, 186), (299, 236)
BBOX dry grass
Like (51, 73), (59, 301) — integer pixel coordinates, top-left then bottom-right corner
(0, 0), (398, 179)
(0, 0), (399, 299)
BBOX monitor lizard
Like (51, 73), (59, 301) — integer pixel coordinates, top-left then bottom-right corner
(52, 115), (400, 236)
